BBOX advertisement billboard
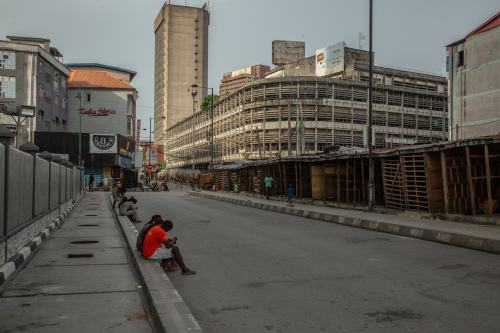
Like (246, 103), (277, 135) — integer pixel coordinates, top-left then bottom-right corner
(272, 40), (305, 66)
(136, 119), (141, 149)
(315, 41), (346, 76)
(89, 134), (118, 154)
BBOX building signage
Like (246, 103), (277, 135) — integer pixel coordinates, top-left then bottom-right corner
(81, 108), (116, 116)
(150, 146), (157, 167)
(115, 155), (132, 169)
(89, 134), (117, 154)
(136, 119), (141, 149)
(315, 41), (345, 76)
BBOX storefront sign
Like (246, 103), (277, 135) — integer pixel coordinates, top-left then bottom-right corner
(89, 134), (117, 154)
(81, 108), (116, 117)
(115, 155), (132, 169)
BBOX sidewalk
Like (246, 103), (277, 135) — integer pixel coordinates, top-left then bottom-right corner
(0, 193), (154, 332)
(191, 191), (500, 255)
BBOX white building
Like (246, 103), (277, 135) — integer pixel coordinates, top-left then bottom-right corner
(66, 63), (137, 138)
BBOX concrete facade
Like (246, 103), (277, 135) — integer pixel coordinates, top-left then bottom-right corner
(447, 14), (500, 140)
(154, 4), (209, 147)
(0, 38), (69, 146)
(165, 76), (448, 169)
(219, 64), (270, 97)
(66, 89), (136, 138)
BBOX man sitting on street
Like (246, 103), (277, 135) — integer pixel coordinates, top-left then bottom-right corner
(119, 196), (139, 222)
(141, 220), (196, 276)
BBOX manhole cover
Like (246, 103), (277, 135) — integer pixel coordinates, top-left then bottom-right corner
(70, 240), (99, 244)
(67, 253), (94, 258)
(78, 224), (99, 227)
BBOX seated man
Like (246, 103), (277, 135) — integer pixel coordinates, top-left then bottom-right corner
(141, 220), (196, 276)
(119, 196), (139, 222)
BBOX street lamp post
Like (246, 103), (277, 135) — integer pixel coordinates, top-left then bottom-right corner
(77, 88), (83, 166)
(5, 105), (36, 148)
(190, 84), (198, 185)
(368, 0), (375, 211)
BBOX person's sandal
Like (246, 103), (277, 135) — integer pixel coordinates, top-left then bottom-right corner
(181, 270), (196, 276)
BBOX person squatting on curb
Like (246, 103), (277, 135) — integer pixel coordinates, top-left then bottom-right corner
(118, 196), (139, 222)
(141, 218), (196, 276)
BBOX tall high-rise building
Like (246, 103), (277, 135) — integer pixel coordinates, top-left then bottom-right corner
(153, 3), (209, 150)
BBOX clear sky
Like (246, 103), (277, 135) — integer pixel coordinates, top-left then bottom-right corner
(1, 0), (498, 136)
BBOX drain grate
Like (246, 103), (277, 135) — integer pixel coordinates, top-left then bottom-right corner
(78, 224), (99, 227)
(67, 253), (94, 258)
(70, 240), (99, 244)
(85, 214), (98, 216)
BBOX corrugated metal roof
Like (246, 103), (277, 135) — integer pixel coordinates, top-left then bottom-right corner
(68, 70), (135, 90)
(66, 63), (137, 80)
(466, 11), (500, 38)
(446, 11), (500, 47)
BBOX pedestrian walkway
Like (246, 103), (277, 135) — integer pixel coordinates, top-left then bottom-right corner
(0, 192), (154, 332)
(191, 190), (500, 254)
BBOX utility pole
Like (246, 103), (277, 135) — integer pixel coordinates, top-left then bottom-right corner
(190, 85), (198, 185)
(78, 88), (82, 166)
(368, 0), (375, 211)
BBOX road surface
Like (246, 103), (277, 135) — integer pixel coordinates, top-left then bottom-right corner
(133, 187), (500, 333)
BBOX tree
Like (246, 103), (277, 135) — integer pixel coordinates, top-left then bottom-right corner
(200, 94), (219, 112)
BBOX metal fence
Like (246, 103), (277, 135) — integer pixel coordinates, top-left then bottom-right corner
(0, 141), (84, 264)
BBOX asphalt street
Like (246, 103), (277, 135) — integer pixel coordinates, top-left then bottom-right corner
(134, 187), (500, 333)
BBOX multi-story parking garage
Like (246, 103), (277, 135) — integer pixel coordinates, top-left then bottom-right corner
(164, 74), (448, 170)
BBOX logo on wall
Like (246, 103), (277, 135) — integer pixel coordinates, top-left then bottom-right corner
(81, 108), (116, 116)
(90, 134), (118, 154)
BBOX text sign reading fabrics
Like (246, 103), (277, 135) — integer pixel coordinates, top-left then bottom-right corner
(90, 134), (117, 154)
(315, 41), (345, 76)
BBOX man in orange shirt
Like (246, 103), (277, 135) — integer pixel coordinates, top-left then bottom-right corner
(141, 220), (196, 275)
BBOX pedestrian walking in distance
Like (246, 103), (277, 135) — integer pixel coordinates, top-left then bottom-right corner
(287, 184), (295, 207)
(88, 174), (94, 192)
(264, 175), (273, 200)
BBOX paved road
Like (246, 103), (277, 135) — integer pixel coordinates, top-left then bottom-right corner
(0, 193), (154, 332)
(134, 187), (500, 333)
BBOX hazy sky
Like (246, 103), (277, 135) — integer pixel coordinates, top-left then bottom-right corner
(1, 0), (498, 135)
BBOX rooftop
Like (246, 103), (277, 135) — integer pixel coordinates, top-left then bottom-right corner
(6, 35), (50, 43)
(65, 63), (137, 80)
(68, 70), (135, 90)
(446, 11), (500, 47)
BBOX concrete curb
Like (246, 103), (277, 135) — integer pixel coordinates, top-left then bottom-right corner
(108, 195), (203, 333)
(0, 196), (82, 289)
(191, 191), (500, 255)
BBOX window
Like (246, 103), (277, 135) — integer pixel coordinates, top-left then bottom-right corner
(0, 76), (16, 98)
(55, 117), (60, 126)
(86, 93), (91, 102)
(38, 110), (45, 121)
(457, 50), (464, 67)
(0, 50), (15, 69)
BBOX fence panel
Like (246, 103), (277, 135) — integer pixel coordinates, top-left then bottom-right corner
(7, 148), (34, 233)
(59, 165), (66, 204)
(66, 167), (71, 202)
(0, 143), (4, 237)
(34, 157), (50, 215)
(50, 162), (60, 209)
